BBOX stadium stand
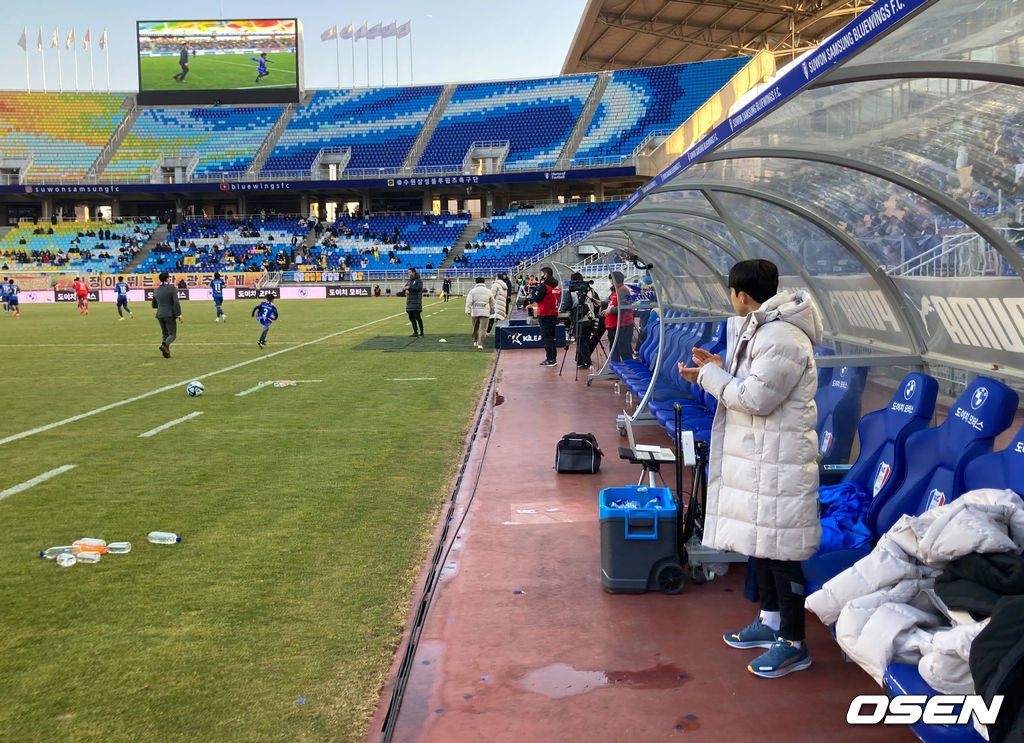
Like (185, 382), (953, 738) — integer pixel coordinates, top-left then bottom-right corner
(133, 217), (307, 273)
(0, 93), (127, 180)
(571, 60), (749, 165)
(309, 214), (469, 272)
(460, 201), (622, 270)
(261, 86), (444, 176)
(0, 219), (156, 273)
(416, 75), (597, 171)
(101, 106), (284, 181)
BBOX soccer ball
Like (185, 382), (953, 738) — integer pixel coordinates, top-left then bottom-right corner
(186, 381), (204, 397)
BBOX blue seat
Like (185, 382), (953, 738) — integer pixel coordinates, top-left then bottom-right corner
(882, 663), (987, 743)
(802, 372), (939, 592)
(815, 365), (868, 465)
(869, 376), (1019, 536)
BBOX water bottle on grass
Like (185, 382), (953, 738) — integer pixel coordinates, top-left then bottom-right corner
(74, 551), (102, 564)
(73, 539), (108, 555)
(148, 532), (181, 545)
(40, 546), (73, 559)
(106, 542), (132, 554)
(55, 553), (77, 567)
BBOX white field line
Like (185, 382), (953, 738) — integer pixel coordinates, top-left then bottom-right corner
(138, 412), (204, 438)
(386, 378), (438, 381)
(235, 379), (324, 396)
(0, 465), (76, 502)
(0, 306), (429, 448)
(235, 381), (274, 397)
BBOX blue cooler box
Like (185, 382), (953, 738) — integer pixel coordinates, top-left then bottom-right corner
(599, 486), (682, 593)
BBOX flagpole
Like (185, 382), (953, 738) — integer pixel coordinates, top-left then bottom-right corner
(55, 29), (63, 92)
(335, 32), (340, 90)
(39, 28), (46, 93)
(89, 32), (94, 91)
(380, 33), (384, 88)
(23, 28), (30, 92)
(350, 36), (355, 88)
(73, 33), (79, 91)
(409, 28), (414, 84)
(394, 21), (399, 86)
(104, 33), (109, 92)
(365, 34), (369, 88)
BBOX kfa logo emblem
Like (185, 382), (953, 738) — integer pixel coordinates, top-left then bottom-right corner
(904, 379), (916, 401)
(971, 387), (989, 411)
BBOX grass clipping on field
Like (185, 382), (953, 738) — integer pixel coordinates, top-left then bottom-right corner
(0, 298), (490, 743)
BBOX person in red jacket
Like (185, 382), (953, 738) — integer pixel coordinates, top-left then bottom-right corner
(528, 266), (561, 366)
(73, 277), (89, 315)
(602, 271), (634, 361)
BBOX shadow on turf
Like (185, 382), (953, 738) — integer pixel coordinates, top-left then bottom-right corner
(353, 334), (494, 352)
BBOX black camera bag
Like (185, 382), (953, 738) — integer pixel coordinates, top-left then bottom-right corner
(555, 432), (603, 474)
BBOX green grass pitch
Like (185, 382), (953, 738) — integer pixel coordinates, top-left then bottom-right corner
(140, 52), (298, 91)
(0, 297), (492, 742)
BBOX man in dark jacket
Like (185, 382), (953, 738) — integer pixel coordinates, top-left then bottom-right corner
(152, 272), (182, 358)
(404, 268), (424, 337)
(528, 266), (561, 366)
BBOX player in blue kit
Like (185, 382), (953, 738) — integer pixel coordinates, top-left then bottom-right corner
(252, 295), (278, 348)
(1, 278), (10, 313)
(250, 52), (271, 83)
(6, 279), (20, 317)
(114, 276), (134, 320)
(209, 272), (227, 322)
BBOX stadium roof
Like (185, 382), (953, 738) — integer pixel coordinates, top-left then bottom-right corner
(561, 0), (876, 73)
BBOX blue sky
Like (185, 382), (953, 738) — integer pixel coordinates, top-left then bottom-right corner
(3, 0), (589, 92)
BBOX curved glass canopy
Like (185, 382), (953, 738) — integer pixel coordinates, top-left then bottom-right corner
(584, 0), (1024, 386)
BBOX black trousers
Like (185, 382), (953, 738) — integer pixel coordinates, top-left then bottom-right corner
(158, 316), (177, 346)
(538, 315), (556, 362)
(575, 321), (594, 366)
(407, 310), (423, 335)
(753, 557), (806, 642)
(607, 325), (633, 362)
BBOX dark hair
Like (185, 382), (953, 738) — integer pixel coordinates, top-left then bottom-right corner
(475, 277), (485, 284)
(540, 266), (553, 279)
(159, 271), (169, 282)
(728, 259), (778, 304)
(570, 272), (584, 282)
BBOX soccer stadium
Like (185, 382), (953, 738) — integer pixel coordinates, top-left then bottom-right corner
(2, 1), (1024, 742)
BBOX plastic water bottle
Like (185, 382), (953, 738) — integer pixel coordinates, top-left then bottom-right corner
(614, 382), (621, 395)
(148, 531), (181, 545)
(106, 542), (132, 554)
(40, 546), (73, 559)
(55, 553), (77, 567)
(626, 390), (633, 406)
(73, 538), (108, 555)
(74, 551), (102, 564)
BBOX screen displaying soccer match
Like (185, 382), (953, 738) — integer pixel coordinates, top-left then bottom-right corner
(137, 19), (301, 104)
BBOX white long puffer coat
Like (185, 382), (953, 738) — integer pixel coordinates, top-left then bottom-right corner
(490, 279), (508, 322)
(697, 290), (824, 561)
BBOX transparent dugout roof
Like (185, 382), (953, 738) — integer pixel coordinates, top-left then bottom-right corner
(585, 0), (1024, 382)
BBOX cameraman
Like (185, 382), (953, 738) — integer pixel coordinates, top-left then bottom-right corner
(528, 266), (561, 366)
(560, 271), (599, 369)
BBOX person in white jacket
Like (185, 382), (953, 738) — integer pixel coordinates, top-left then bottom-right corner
(487, 275), (508, 334)
(465, 277), (494, 349)
(679, 259), (823, 679)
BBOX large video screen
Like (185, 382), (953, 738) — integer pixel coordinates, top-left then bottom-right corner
(137, 19), (302, 105)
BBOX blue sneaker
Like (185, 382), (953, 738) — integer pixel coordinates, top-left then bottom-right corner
(747, 640), (812, 678)
(723, 617), (779, 649)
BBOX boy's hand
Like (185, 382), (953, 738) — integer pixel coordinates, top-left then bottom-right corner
(677, 362), (699, 383)
(692, 348), (723, 368)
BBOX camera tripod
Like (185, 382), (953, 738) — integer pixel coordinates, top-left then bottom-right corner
(559, 316), (607, 381)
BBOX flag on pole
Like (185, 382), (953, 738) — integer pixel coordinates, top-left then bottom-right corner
(396, 21), (411, 38)
(36, 27), (42, 51)
(51, 27), (58, 48)
(367, 22), (382, 40)
(17, 26), (26, 50)
(66, 27), (75, 49)
(320, 25), (337, 42)
(99, 28), (107, 50)
(83, 29), (90, 50)
(354, 23), (368, 41)
(340, 24), (354, 40)
(381, 22), (396, 38)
